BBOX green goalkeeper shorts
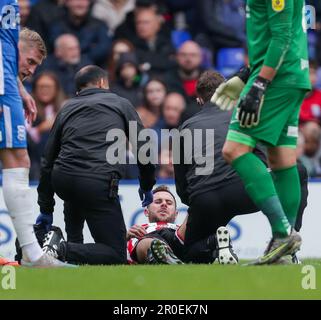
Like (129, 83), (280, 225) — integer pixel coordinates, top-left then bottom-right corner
(227, 86), (308, 148)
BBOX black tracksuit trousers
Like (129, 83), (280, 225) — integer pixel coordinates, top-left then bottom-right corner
(52, 169), (127, 265)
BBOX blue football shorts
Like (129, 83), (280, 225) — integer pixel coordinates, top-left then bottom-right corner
(0, 93), (27, 149)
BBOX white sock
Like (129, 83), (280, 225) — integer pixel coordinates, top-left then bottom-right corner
(22, 242), (43, 262)
(2, 168), (43, 262)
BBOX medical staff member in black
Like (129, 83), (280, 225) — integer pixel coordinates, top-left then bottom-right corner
(174, 70), (308, 264)
(36, 65), (156, 265)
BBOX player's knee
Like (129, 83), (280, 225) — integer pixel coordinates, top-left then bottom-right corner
(268, 153), (296, 170)
(13, 149), (30, 168)
(136, 238), (153, 263)
(0, 148), (30, 168)
(222, 144), (236, 164)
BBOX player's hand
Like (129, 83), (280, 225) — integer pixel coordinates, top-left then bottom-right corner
(211, 77), (245, 111)
(36, 212), (53, 232)
(211, 66), (250, 111)
(237, 76), (270, 128)
(126, 224), (147, 240)
(138, 188), (153, 207)
(22, 90), (37, 124)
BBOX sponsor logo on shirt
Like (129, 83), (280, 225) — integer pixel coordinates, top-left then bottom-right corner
(0, 4), (20, 29)
(301, 59), (309, 70)
(272, 0), (285, 12)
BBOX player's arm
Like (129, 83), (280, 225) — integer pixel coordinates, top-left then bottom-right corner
(238, 0), (294, 128)
(37, 111), (64, 215)
(261, 0), (294, 81)
(17, 77), (37, 123)
(176, 216), (187, 242)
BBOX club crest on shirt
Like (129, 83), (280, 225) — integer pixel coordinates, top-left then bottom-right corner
(272, 0), (285, 12)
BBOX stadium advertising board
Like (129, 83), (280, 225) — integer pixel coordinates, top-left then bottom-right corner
(1, 182), (321, 260)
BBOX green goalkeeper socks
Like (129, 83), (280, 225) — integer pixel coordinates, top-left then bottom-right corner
(272, 165), (301, 227)
(231, 153), (290, 237)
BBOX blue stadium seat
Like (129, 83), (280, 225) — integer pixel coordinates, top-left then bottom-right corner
(316, 67), (321, 89)
(201, 47), (213, 69)
(216, 48), (245, 78)
(171, 30), (192, 49)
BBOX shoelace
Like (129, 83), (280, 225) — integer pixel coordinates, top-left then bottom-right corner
(43, 245), (58, 258)
(43, 232), (53, 245)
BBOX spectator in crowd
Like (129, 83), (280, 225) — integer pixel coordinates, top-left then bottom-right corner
(111, 52), (143, 108)
(114, 0), (171, 41)
(159, 93), (186, 171)
(49, 0), (111, 66)
(92, 0), (135, 37)
(193, 0), (246, 54)
(19, 0), (31, 28)
(165, 40), (204, 120)
(107, 39), (135, 83)
(136, 78), (167, 134)
(38, 34), (91, 97)
(299, 121), (321, 177)
(165, 41), (203, 97)
(300, 60), (321, 125)
(26, 0), (64, 51)
(126, 4), (176, 77)
(163, 92), (185, 129)
(28, 72), (66, 180)
(164, 0), (196, 32)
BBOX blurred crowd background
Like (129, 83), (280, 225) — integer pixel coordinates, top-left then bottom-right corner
(16, 0), (321, 180)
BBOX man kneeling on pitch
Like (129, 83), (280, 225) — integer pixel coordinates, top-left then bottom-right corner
(127, 185), (237, 265)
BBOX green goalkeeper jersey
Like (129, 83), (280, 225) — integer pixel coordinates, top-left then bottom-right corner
(246, 0), (311, 90)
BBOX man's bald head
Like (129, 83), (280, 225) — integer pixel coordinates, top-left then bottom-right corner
(177, 41), (202, 73)
(75, 65), (109, 93)
(54, 34), (80, 65)
(163, 92), (186, 127)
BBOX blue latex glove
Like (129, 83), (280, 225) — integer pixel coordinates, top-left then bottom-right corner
(138, 188), (153, 207)
(36, 212), (53, 232)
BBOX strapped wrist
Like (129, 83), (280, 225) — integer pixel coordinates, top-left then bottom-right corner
(235, 66), (251, 83)
(254, 76), (270, 91)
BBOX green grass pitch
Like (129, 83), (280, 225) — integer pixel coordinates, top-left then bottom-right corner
(1, 260), (321, 300)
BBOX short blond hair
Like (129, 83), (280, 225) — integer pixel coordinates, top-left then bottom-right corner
(19, 28), (47, 59)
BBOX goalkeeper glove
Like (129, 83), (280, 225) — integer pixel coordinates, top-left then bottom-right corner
(237, 76), (270, 128)
(211, 66), (250, 111)
(138, 188), (153, 207)
(35, 212), (53, 232)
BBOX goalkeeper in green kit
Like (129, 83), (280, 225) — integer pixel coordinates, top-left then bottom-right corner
(211, 0), (311, 265)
